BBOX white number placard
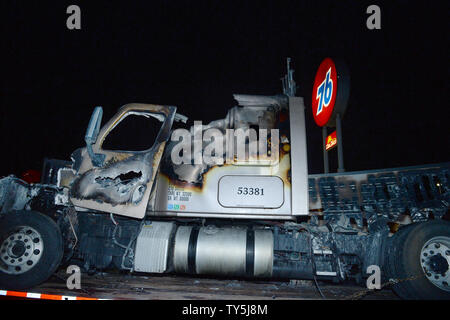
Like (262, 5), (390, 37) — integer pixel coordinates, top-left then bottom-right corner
(218, 175), (284, 208)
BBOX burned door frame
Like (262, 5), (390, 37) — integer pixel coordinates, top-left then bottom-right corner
(70, 103), (177, 219)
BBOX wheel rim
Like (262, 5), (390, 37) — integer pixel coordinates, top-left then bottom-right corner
(420, 236), (450, 292)
(0, 226), (44, 275)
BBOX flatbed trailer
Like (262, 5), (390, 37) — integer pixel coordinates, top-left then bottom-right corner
(1, 269), (398, 300)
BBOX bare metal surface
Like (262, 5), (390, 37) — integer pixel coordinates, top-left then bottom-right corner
(70, 103), (176, 219)
(288, 97), (309, 216)
(173, 226), (273, 278)
(33, 270), (399, 300)
(194, 226), (249, 276)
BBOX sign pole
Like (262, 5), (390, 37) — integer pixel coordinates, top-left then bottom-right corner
(336, 113), (345, 172)
(322, 126), (329, 173)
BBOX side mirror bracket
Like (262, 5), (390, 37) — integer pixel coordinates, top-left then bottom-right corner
(85, 106), (105, 167)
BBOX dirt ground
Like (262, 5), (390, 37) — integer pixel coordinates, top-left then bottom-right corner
(30, 269), (399, 300)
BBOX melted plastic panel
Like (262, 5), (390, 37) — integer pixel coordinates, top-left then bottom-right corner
(0, 175), (69, 218)
(0, 176), (33, 213)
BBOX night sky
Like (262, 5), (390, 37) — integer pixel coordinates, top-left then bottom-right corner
(1, 1), (449, 178)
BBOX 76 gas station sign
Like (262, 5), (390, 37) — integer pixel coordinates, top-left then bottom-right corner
(312, 58), (349, 127)
(312, 58), (338, 127)
(312, 57), (350, 172)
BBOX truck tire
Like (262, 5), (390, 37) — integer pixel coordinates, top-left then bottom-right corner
(386, 220), (450, 300)
(0, 211), (63, 290)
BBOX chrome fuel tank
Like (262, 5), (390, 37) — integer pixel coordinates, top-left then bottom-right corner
(173, 225), (273, 277)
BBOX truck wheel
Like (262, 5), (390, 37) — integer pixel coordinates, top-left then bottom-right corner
(0, 211), (63, 290)
(386, 220), (450, 300)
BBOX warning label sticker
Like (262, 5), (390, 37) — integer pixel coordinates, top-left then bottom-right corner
(167, 185), (192, 210)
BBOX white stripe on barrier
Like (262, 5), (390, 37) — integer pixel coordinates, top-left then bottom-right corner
(0, 289), (105, 300)
(26, 292), (41, 299)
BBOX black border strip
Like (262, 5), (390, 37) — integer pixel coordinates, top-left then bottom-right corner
(246, 228), (255, 277)
(187, 226), (200, 274)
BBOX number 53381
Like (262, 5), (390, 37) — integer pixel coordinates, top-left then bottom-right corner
(237, 187), (264, 196)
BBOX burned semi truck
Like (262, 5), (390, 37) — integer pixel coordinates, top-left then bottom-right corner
(0, 94), (449, 299)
